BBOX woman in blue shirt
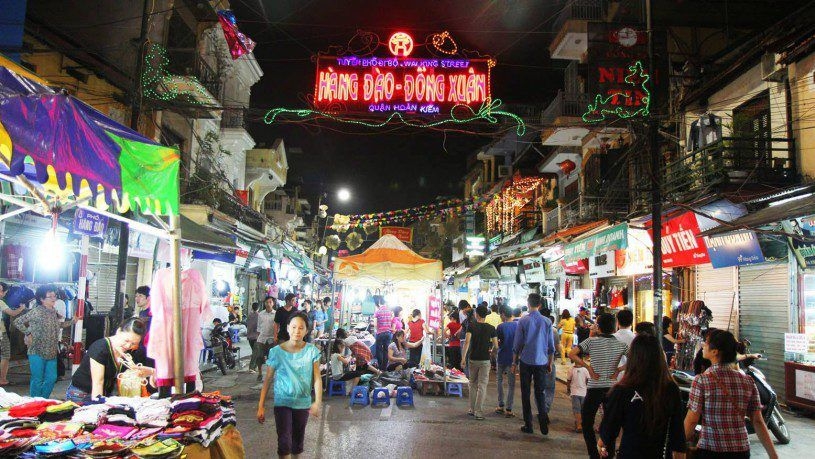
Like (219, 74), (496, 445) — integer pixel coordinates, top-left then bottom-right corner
(257, 312), (323, 458)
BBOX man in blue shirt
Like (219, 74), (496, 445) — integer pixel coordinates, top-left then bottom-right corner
(512, 293), (556, 436)
(495, 306), (518, 417)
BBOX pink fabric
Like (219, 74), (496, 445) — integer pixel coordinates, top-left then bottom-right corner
(146, 268), (212, 383)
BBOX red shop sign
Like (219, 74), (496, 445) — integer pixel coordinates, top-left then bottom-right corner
(648, 211), (710, 267)
(562, 258), (589, 274)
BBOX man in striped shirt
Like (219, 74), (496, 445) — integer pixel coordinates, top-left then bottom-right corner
(569, 313), (628, 459)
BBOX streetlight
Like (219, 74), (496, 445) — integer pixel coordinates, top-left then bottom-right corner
(337, 188), (351, 202)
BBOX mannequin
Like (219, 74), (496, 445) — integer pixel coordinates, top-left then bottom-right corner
(147, 250), (212, 397)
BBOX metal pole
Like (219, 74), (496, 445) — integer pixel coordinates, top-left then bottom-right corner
(646, 0), (664, 338)
(169, 214), (184, 394)
(71, 235), (89, 375)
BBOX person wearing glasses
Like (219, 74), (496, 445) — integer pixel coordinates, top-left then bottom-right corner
(14, 285), (76, 398)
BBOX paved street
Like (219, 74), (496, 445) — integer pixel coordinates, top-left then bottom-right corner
(213, 361), (814, 459)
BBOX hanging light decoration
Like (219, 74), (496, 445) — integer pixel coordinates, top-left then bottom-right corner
(325, 234), (341, 250)
(346, 232), (364, 251)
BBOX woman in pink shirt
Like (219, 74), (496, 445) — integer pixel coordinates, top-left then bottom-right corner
(391, 306), (404, 333)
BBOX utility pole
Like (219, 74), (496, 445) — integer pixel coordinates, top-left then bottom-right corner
(113, 0), (150, 328)
(646, 0), (664, 338)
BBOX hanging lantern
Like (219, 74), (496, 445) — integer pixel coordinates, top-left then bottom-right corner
(363, 223), (379, 235)
(325, 234), (341, 250)
(346, 232), (364, 251)
(558, 159), (576, 178)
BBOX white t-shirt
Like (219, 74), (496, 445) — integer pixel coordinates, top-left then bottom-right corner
(613, 328), (635, 346)
(568, 366), (590, 397)
(330, 353), (345, 378)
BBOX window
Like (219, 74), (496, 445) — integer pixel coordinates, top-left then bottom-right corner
(732, 91), (771, 168)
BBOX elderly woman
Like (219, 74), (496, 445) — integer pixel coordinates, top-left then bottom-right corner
(66, 318), (154, 404)
(14, 285), (76, 398)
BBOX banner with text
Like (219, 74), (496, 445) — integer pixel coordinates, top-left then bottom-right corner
(649, 211), (709, 267)
(379, 226), (413, 244)
(564, 223), (628, 262)
(704, 230), (765, 268)
(427, 296), (442, 330)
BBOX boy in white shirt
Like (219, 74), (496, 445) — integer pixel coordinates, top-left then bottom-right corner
(566, 359), (590, 433)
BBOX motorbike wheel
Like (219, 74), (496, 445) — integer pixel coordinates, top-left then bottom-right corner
(768, 406), (791, 445)
(215, 354), (228, 376)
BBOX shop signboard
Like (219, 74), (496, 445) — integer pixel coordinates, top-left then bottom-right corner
(650, 211), (710, 268)
(314, 31), (492, 116)
(522, 257), (545, 283)
(616, 228), (653, 275)
(73, 209), (108, 237)
(562, 258), (589, 275)
(427, 296), (442, 330)
(545, 259), (564, 277)
(795, 370), (815, 402)
(703, 229), (765, 268)
(589, 251), (616, 277)
(786, 333), (809, 353)
(488, 234), (503, 252)
(783, 216), (815, 269)
(564, 223), (628, 262)
(379, 226), (413, 244)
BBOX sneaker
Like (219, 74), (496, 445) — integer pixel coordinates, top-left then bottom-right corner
(467, 410), (474, 417)
(494, 407), (504, 414)
(505, 410), (515, 418)
(520, 425), (534, 434)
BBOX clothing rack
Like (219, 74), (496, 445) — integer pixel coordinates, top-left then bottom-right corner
(674, 300), (712, 371)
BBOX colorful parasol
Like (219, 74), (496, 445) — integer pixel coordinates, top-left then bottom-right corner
(0, 59), (180, 215)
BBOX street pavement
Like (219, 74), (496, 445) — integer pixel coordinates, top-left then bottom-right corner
(4, 350), (813, 458)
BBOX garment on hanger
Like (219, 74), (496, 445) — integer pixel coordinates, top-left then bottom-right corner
(147, 268), (213, 388)
(610, 286), (624, 308)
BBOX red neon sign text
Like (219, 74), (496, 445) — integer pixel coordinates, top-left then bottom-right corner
(317, 70), (487, 105)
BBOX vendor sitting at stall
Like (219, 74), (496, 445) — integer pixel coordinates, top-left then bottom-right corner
(66, 318), (154, 404)
(387, 330), (410, 371)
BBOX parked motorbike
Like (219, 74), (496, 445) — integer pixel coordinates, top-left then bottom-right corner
(672, 339), (791, 445)
(210, 323), (238, 376)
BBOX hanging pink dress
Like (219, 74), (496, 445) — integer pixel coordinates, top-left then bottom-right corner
(147, 268), (213, 387)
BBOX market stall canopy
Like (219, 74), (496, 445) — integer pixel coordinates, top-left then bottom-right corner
(0, 58), (180, 215)
(180, 215), (239, 253)
(334, 234), (442, 286)
(699, 194), (815, 237)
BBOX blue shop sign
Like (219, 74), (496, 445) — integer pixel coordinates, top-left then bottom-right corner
(703, 229), (765, 268)
(72, 209), (108, 237)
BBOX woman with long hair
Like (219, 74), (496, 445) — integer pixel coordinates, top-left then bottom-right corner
(387, 330), (408, 371)
(598, 334), (686, 458)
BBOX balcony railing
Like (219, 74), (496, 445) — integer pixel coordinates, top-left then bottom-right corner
(218, 193), (266, 233)
(661, 137), (795, 200)
(552, 0), (608, 32)
(514, 210), (541, 231)
(543, 195), (629, 235)
(195, 57), (221, 99)
(221, 107), (246, 129)
(542, 91), (590, 124)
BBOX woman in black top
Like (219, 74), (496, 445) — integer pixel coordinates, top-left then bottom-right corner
(66, 318), (154, 404)
(598, 334), (686, 458)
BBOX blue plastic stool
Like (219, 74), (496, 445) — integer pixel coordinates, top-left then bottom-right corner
(395, 386), (414, 407)
(349, 386), (369, 407)
(446, 382), (463, 397)
(371, 387), (390, 407)
(199, 347), (213, 364)
(327, 380), (347, 396)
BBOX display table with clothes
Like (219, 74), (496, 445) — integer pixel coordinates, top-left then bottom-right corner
(0, 388), (244, 457)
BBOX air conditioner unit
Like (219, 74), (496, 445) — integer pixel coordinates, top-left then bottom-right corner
(497, 165), (512, 178)
(761, 53), (784, 82)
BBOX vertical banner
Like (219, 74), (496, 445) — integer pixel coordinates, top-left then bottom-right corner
(427, 296), (442, 330)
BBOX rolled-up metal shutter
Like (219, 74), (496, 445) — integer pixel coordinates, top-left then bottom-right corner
(695, 264), (738, 336)
(739, 262), (790, 401)
(88, 251), (138, 313)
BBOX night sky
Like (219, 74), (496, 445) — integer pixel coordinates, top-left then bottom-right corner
(233, 0), (565, 214)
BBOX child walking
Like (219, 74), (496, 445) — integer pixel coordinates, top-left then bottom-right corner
(257, 312), (323, 459)
(567, 359), (590, 433)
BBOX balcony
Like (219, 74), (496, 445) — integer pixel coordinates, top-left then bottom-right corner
(661, 137), (796, 200)
(217, 193), (266, 234)
(549, 0), (608, 61)
(514, 210), (542, 232)
(541, 91), (590, 146)
(221, 107), (247, 130)
(543, 195), (629, 235)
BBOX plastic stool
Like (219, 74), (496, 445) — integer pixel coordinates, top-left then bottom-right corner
(349, 386), (369, 407)
(395, 386), (414, 407)
(446, 382), (463, 397)
(371, 387), (390, 407)
(230, 328), (240, 343)
(199, 346), (213, 364)
(327, 380), (347, 396)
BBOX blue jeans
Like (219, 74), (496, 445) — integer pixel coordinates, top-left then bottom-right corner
(496, 364), (515, 411)
(375, 332), (392, 370)
(519, 362), (550, 431)
(29, 354), (57, 398)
